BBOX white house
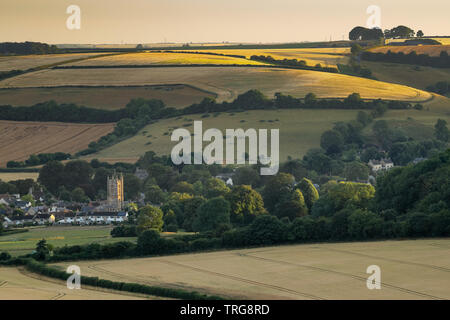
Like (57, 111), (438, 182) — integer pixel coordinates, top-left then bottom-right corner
(368, 158), (394, 172)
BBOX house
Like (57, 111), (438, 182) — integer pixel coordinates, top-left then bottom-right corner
(56, 212), (77, 224)
(34, 214), (55, 225)
(14, 200), (31, 210)
(9, 215), (34, 227)
(368, 158), (394, 172)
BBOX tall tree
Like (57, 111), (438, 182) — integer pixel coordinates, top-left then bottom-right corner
(137, 205), (164, 233)
(226, 185), (266, 225)
(296, 178), (319, 210)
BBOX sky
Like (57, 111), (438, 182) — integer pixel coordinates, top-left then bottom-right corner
(1, 0), (449, 44)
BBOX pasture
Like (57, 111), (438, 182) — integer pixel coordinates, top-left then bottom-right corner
(85, 103), (448, 163)
(0, 66), (431, 102)
(0, 120), (114, 167)
(0, 85), (215, 109)
(51, 239), (450, 300)
(369, 45), (450, 56)
(0, 225), (135, 256)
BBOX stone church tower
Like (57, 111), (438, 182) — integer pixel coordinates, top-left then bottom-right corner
(107, 172), (124, 211)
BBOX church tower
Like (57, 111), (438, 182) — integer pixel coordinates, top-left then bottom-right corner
(107, 172), (124, 211)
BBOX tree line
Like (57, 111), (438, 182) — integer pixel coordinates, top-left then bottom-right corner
(361, 50), (450, 68)
(0, 42), (60, 55)
(249, 55), (339, 73)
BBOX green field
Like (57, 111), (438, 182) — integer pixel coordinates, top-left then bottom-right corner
(0, 226), (135, 256)
(84, 101), (449, 163)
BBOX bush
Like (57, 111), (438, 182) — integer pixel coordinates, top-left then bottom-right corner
(0, 252), (12, 261)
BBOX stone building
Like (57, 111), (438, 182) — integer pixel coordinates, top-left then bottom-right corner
(107, 172), (124, 211)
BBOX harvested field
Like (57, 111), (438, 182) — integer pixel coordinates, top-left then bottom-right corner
(0, 53), (115, 72)
(0, 267), (148, 300)
(52, 239), (450, 300)
(0, 67), (432, 102)
(0, 120), (114, 167)
(0, 85), (215, 109)
(369, 45), (450, 56)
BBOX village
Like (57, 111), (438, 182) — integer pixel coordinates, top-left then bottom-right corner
(0, 173), (129, 228)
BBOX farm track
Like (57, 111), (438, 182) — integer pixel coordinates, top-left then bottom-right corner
(236, 252), (445, 300)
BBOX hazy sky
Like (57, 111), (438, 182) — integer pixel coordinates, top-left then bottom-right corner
(1, 0), (449, 44)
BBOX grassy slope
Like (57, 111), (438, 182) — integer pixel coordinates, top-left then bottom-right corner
(361, 61), (450, 91)
(86, 99), (449, 163)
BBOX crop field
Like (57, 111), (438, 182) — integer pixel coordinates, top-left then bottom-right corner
(51, 239), (450, 300)
(0, 267), (151, 300)
(0, 226), (135, 256)
(386, 38), (450, 45)
(361, 61), (450, 91)
(85, 102), (449, 163)
(0, 120), (114, 167)
(0, 172), (38, 182)
(0, 53), (115, 72)
(369, 45), (450, 56)
(64, 52), (268, 66)
(185, 48), (350, 67)
(0, 67), (431, 102)
(0, 85), (215, 109)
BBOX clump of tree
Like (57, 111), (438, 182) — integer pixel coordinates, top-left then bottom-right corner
(7, 152), (71, 168)
(361, 50), (450, 68)
(349, 27), (384, 41)
(0, 42), (60, 55)
(383, 26), (415, 39)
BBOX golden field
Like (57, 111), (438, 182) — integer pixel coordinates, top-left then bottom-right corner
(0, 85), (215, 109)
(183, 48), (351, 67)
(52, 239), (450, 300)
(64, 51), (268, 66)
(0, 172), (39, 182)
(0, 66), (432, 102)
(0, 267), (150, 300)
(369, 45), (450, 56)
(0, 120), (114, 167)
